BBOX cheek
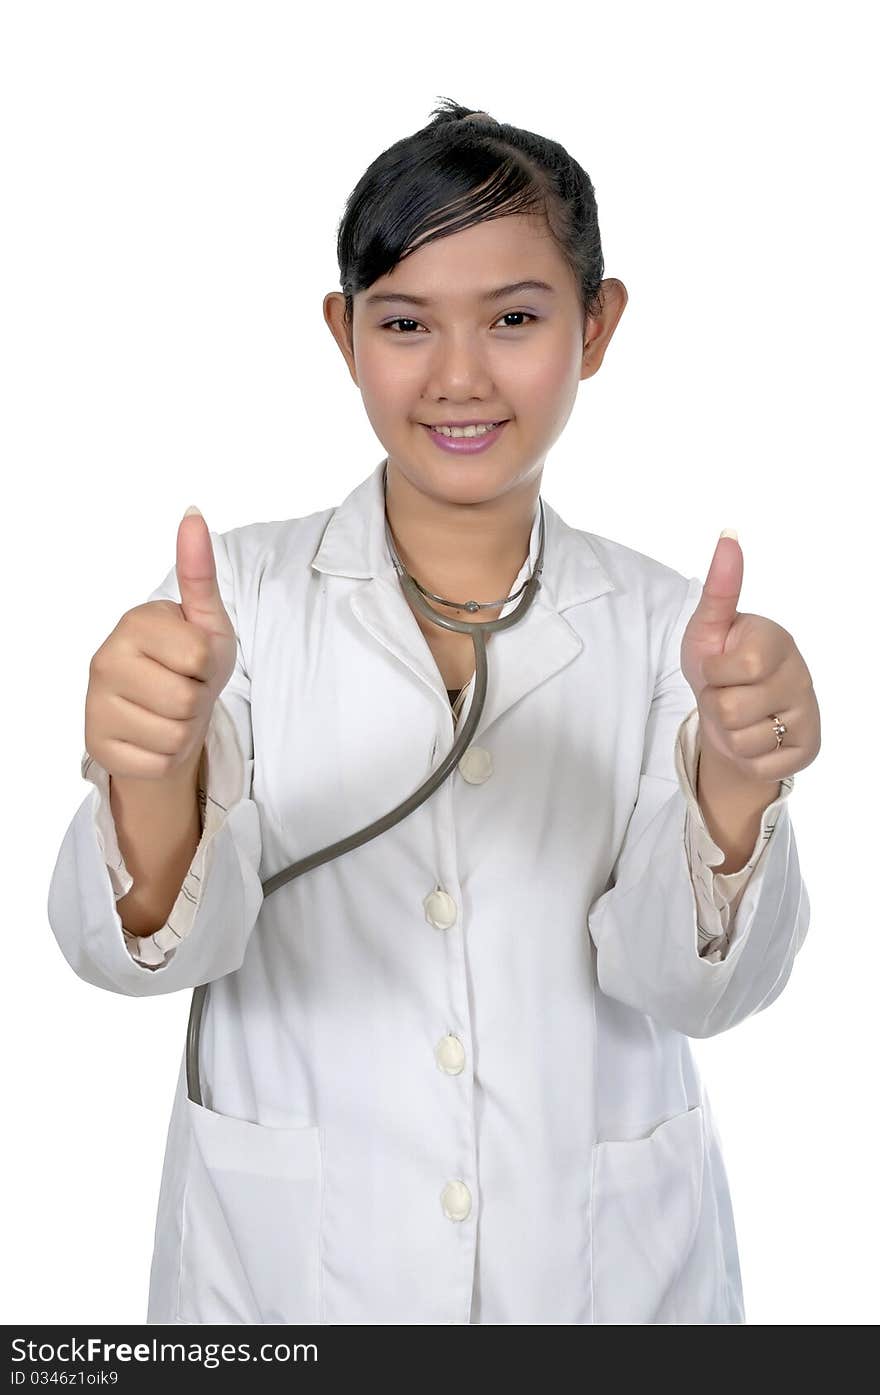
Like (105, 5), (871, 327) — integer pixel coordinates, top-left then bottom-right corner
(358, 351), (418, 412)
(515, 345), (580, 405)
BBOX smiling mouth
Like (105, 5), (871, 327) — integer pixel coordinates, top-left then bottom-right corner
(421, 420), (510, 436)
(421, 419), (510, 428)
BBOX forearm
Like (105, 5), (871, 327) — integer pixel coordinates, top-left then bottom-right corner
(696, 741), (781, 875)
(110, 754), (203, 938)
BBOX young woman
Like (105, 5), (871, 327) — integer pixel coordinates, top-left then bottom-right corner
(48, 99), (817, 1325)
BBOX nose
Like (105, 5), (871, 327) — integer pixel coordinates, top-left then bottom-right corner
(425, 332), (496, 400)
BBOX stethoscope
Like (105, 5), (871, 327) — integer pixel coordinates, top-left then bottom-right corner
(185, 464), (547, 1107)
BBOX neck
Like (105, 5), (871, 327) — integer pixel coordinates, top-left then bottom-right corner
(383, 460), (542, 606)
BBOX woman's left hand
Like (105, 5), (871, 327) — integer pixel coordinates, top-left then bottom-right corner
(680, 533), (821, 785)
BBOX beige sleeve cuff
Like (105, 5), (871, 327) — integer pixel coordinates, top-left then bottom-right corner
(675, 705), (795, 962)
(80, 697), (248, 967)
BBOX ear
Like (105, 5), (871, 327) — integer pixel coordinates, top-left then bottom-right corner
(580, 278), (628, 380)
(323, 292), (359, 385)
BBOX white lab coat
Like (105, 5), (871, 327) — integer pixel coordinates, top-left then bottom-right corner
(48, 458), (810, 1325)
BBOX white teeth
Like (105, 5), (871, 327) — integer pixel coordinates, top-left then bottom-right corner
(431, 422), (501, 438)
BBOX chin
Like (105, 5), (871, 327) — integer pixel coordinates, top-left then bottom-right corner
(398, 457), (509, 501)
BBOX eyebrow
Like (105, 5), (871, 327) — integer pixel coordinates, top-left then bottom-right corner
(363, 279), (557, 308)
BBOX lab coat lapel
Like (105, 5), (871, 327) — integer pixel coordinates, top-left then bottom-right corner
(311, 458), (616, 739)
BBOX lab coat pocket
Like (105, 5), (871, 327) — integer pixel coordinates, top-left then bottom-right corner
(590, 1103), (712, 1324)
(177, 1098), (323, 1325)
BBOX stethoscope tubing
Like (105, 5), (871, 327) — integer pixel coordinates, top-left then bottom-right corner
(185, 496), (546, 1107)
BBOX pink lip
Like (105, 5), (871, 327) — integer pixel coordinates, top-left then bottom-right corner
(420, 420), (509, 454)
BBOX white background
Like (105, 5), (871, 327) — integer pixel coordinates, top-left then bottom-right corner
(3, 0), (876, 1326)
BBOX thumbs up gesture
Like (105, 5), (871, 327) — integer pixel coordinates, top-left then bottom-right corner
(174, 506), (238, 673)
(680, 533), (821, 785)
(85, 507), (238, 783)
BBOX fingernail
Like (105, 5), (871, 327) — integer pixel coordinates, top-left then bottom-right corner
(719, 528), (738, 540)
(183, 505), (203, 519)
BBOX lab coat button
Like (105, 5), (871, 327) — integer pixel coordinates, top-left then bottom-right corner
(458, 745), (493, 784)
(424, 889), (457, 929)
(441, 1180), (471, 1221)
(435, 1034), (465, 1074)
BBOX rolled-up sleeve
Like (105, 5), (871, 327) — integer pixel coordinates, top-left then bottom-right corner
(675, 704), (795, 963)
(587, 574), (810, 1038)
(47, 529), (264, 996)
(80, 692), (248, 968)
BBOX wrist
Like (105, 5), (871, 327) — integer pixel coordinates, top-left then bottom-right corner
(697, 739), (780, 794)
(696, 739), (781, 875)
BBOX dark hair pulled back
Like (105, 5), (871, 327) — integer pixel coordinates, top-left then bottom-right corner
(335, 98), (604, 338)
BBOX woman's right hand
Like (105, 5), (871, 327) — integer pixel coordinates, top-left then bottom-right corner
(85, 509), (238, 783)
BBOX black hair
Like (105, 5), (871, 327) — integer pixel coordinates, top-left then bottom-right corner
(335, 98), (604, 340)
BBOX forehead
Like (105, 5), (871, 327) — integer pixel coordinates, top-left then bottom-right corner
(361, 212), (573, 305)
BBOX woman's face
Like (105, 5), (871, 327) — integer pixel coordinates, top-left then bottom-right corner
(324, 211), (627, 507)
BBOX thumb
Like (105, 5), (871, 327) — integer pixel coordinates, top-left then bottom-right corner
(176, 505), (233, 638)
(691, 530), (744, 644)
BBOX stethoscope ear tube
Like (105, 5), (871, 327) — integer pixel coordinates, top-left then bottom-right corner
(185, 496), (546, 1108)
(185, 632), (490, 1108)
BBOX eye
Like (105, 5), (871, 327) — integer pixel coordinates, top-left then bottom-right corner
(380, 311), (538, 334)
(382, 318), (425, 334)
(495, 311), (537, 329)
